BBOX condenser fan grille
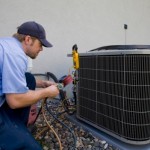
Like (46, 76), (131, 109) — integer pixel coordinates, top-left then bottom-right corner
(77, 54), (150, 144)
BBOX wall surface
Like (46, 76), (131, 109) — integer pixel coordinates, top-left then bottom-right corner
(0, 0), (150, 78)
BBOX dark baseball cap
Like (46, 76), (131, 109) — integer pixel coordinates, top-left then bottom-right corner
(17, 21), (52, 47)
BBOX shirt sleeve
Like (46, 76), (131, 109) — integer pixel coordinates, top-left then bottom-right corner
(2, 49), (29, 94)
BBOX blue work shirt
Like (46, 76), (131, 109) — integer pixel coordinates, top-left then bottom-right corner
(0, 37), (29, 106)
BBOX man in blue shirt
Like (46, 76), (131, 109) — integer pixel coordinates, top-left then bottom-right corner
(0, 21), (59, 150)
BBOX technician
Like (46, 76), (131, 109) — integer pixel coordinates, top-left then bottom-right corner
(0, 21), (59, 150)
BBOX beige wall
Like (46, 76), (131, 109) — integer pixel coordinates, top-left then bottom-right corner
(0, 0), (150, 78)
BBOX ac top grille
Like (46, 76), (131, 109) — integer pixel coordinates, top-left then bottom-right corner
(77, 53), (150, 145)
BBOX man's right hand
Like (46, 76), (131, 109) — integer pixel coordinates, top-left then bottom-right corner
(46, 85), (59, 98)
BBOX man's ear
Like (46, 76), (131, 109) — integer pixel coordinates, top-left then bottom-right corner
(24, 35), (32, 45)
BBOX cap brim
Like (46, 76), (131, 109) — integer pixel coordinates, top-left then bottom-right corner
(40, 39), (53, 47)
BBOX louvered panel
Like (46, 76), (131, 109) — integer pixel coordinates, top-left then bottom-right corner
(76, 50), (150, 145)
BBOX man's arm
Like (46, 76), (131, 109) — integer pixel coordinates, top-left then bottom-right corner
(6, 85), (59, 109)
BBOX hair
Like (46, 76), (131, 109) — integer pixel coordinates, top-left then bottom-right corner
(13, 33), (26, 42)
(13, 33), (37, 42)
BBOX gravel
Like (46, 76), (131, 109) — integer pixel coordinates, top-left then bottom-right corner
(31, 102), (120, 150)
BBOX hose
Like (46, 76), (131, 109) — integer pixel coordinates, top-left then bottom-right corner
(45, 99), (76, 150)
(41, 98), (63, 150)
(33, 72), (77, 149)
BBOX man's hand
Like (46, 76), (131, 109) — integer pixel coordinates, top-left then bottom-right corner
(36, 79), (56, 88)
(41, 80), (56, 88)
(46, 85), (60, 98)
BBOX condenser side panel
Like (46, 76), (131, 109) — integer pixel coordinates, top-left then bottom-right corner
(77, 56), (97, 124)
(76, 54), (150, 145)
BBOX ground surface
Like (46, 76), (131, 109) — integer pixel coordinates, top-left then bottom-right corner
(31, 100), (119, 150)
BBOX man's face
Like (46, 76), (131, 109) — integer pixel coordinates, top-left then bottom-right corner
(25, 36), (43, 59)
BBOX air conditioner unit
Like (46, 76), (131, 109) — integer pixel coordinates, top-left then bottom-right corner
(76, 45), (150, 145)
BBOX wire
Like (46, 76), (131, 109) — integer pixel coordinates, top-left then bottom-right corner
(41, 99), (63, 150)
(45, 99), (77, 150)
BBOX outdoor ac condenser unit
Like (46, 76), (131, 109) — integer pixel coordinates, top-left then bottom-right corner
(76, 45), (150, 145)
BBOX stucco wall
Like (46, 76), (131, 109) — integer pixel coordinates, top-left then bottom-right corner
(0, 0), (150, 78)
